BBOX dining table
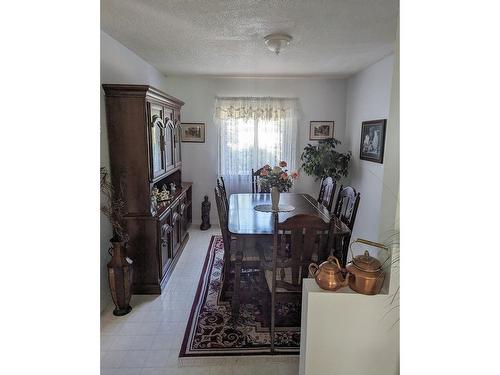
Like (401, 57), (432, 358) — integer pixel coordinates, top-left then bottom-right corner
(228, 192), (350, 237)
(226, 192), (351, 314)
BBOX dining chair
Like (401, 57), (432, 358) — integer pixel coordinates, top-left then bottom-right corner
(218, 176), (226, 193)
(317, 176), (336, 211)
(214, 185), (261, 316)
(251, 168), (258, 194)
(216, 177), (228, 210)
(251, 167), (270, 193)
(332, 185), (361, 266)
(260, 213), (333, 353)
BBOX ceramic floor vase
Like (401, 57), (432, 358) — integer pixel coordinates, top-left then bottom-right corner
(271, 187), (280, 211)
(107, 240), (133, 316)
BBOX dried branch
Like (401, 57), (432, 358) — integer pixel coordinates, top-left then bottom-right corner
(100, 167), (127, 241)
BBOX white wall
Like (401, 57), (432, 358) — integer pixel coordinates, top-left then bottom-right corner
(163, 76), (348, 225)
(345, 55), (395, 243)
(379, 51), (399, 241)
(100, 31), (171, 312)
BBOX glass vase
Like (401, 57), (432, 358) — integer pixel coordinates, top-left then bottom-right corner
(271, 186), (280, 211)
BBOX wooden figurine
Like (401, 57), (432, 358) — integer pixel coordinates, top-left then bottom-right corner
(200, 195), (211, 230)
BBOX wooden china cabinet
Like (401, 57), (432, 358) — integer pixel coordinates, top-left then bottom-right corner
(103, 84), (192, 294)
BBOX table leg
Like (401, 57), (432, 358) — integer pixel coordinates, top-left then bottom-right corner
(232, 236), (244, 318)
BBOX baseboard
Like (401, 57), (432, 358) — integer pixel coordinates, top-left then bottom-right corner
(179, 354), (299, 367)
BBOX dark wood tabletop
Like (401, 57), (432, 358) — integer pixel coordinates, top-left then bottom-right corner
(227, 193), (351, 236)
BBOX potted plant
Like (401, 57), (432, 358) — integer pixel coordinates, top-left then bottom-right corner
(258, 161), (299, 211)
(100, 167), (133, 316)
(300, 138), (352, 181)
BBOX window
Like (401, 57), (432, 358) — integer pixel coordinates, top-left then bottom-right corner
(214, 97), (299, 192)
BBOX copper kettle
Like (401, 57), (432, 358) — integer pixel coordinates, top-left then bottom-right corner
(309, 256), (348, 291)
(346, 239), (390, 295)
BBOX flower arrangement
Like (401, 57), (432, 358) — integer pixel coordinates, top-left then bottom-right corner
(258, 161), (299, 192)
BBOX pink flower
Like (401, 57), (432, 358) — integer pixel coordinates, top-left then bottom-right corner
(281, 172), (288, 180)
(279, 161), (287, 168)
(260, 169), (269, 176)
(291, 171), (299, 179)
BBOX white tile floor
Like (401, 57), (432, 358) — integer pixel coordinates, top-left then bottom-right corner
(101, 226), (299, 375)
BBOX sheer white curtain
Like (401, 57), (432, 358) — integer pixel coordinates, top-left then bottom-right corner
(214, 97), (299, 193)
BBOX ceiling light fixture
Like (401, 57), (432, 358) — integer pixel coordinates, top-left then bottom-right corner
(264, 33), (292, 55)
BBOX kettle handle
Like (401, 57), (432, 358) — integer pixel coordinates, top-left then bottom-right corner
(349, 238), (391, 267)
(327, 255), (341, 269)
(308, 263), (319, 277)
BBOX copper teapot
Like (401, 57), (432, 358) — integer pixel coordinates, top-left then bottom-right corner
(346, 239), (390, 295)
(309, 256), (348, 291)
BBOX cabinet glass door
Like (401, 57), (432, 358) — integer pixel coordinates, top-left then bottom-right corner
(148, 103), (167, 180)
(165, 125), (174, 169)
(174, 120), (182, 167)
(164, 108), (174, 170)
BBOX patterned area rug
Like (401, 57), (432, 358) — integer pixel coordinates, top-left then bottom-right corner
(180, 235), (301, 357)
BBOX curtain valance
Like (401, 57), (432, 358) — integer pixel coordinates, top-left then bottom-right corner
(214, 97), (300, 121)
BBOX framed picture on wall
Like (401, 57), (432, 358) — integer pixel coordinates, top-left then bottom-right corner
(309, 121), (334, 140)
(181, 122), (205, 143)
(359, 119), (387, 163)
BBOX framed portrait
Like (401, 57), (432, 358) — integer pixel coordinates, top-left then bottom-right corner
(309, 121), (334, 140)
(359, 119), (387, 163)
(180, 122), (205, 143)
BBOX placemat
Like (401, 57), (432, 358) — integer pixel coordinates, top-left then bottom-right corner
(254, 204), (296, 213)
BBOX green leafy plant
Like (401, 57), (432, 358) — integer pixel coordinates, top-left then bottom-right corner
(300, 138), (352, 181)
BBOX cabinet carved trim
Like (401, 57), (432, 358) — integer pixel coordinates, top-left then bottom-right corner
(161, 223), (173, 239)
(172, 212), (181, 223)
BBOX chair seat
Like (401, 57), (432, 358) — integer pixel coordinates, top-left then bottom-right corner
(262, 246), (318, 293)
(229, 244), (261, 262)
(229, 236), (271, 262)
(260, 244), (319, 264)
(264, 268), (302, 293)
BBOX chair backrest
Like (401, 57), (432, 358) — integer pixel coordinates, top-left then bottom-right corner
(251, 167), (271, 193)
(214, 186), (231, 252)
(251, 168), (258, 193)
(317, 177), (336, 211)
(333, 185), (360, 231)
(271, 213), (331, 288)
(216, 177), (228, 210)
(218, 176), (226, 193)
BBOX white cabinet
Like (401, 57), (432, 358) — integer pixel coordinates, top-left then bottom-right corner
(299, 279), (399, 375)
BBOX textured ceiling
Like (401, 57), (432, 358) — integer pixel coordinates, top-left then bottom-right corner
(101, 0), (398, 77)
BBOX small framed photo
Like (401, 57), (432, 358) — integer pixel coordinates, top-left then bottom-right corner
(359, 119), (387, 163)
(309, 121), (334, 140)
(181, 122), (205, 143)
